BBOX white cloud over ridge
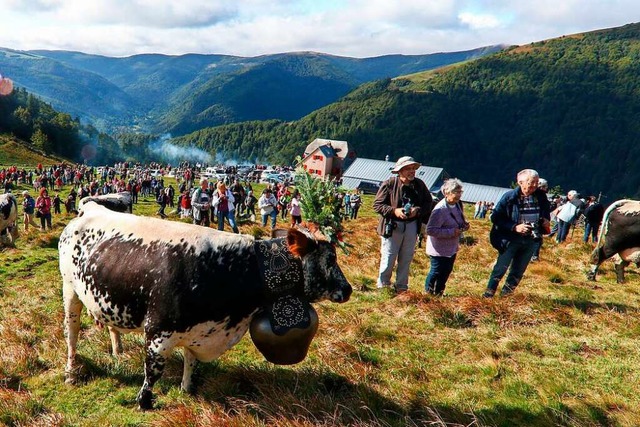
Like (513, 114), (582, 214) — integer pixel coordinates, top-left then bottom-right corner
(0, 0), (638, 58)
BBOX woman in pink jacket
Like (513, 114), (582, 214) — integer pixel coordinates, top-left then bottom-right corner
(35, 187), (53, 230)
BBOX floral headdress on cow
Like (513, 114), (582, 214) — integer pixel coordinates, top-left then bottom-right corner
(293, 158), (351, 252)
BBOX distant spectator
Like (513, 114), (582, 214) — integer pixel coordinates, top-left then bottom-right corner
(35, 187), (52, 230)
(473, 201), (483, 219)
(180, 189), (192, 219)
(555, 190), (585, 243)
(344, 192), (351, 218)
(350, 190), (362, 219)
(213, 182), (239, 233)
(583, 195), (605, 243)
(65, 188), (77, 214)
(22, 190), (37, 231)
(191, 178), (211, 227)
(156, 188), (169, 219)
(53, 192), (62, 215)
(289, 191), (302, 226)
(245, 190), (258, 222)
(258, 188), (278, 228)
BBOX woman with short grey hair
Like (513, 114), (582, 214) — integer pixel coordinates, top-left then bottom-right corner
(424, 178), (469, 295)
(440, 178), (463, 195)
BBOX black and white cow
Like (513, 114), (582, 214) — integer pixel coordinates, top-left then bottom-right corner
(78, 191), (133, 213)
(59, 202), (352, 409)
(0, 193), (19, 246)
(588, 199), (640, 283)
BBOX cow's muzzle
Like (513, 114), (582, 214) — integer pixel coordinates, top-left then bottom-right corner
(330, 281), (352, 303)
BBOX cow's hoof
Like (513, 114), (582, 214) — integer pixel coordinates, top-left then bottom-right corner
(137, 389), (154, 411)
(180, 383), (195, 395)
(64, 368), (78, 385)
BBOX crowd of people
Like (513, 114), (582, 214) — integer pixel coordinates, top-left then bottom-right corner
(0, 161), (322, 234)
(2, 157), (607, 297)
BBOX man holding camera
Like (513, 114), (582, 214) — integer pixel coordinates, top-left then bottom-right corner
(484, 169), (551, 297)
(373, 156), (433, 293)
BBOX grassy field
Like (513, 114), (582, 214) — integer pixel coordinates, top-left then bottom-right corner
(1, 174), (639, 426)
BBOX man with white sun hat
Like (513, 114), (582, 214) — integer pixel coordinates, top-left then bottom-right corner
(373, 156), (434, 293)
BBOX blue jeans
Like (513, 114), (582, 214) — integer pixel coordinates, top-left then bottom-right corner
(261, 210), (278, 228)
(486, 237), (537, 295)
(556, 220), (572, 242)
(583, 222), (598, 243)
(217, 210), (239, 233)
(425, 254), (457, 295)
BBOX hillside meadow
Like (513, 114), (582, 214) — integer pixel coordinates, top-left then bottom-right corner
(1, 173), (640, 426)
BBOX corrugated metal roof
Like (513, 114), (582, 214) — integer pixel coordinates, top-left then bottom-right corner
(341, 158), (447, 192)
(341, 157), (511, 204)
(445, 182), (511, 205)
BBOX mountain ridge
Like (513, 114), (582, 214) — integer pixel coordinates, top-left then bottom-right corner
(0, 45), (504, 133)
(170, 22), (640, 200)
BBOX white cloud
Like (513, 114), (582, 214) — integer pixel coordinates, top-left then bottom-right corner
(0, 0), (638, 57)
(458, 12), (502, 30)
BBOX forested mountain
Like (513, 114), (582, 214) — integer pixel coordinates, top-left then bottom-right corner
(0, 86), (120, 165)
(0, 47), (502, 134)
(172, 23), (640, 200)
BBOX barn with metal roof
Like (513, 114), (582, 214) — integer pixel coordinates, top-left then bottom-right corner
(450, 182), (512, 204)
(341, 157), (511, 204)
(341, 158), (448, 194)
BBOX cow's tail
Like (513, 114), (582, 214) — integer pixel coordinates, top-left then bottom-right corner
(595, 199), (631, 249)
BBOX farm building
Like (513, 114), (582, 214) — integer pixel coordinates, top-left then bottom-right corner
(341, 158), (448, 195)
(341, 157), (511, 204)
(301, 138), (355, 180)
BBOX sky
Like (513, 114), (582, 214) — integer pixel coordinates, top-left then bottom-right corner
(0, 0), (638, 58)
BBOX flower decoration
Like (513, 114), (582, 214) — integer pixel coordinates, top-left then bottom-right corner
(294, 157), (351, 252)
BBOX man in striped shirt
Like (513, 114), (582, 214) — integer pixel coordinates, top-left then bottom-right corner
(484, 169), (551, 297)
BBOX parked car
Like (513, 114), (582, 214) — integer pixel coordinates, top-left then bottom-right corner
(356, 181), (380, 195)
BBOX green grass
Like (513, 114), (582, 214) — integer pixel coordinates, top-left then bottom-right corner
(2, 173), (640, 426)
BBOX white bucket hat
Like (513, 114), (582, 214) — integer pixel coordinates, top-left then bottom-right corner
(391, 156), (421, 174)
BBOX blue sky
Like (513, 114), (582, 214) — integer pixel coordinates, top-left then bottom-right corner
(0, 0), (638, 57)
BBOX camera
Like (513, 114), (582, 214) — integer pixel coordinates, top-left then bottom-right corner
(383, 219), (394, 238)
(403, 203), (412, 216)
(525, 221), (542, 239)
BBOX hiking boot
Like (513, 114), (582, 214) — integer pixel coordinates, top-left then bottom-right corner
(482, 290), (496, 298)
(500, 287), (515, 297)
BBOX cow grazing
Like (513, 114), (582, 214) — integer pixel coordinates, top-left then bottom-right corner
(59, 202), (352, 409)
(588, 199), (640, 283)
(0, 193), (19, 246)
(78, 191), (133, 213)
